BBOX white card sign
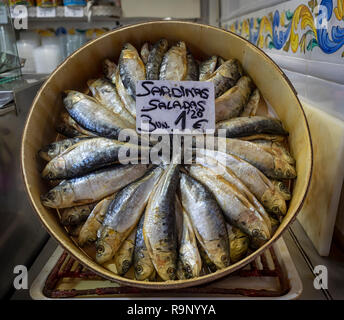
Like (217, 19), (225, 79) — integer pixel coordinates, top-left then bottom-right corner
(36, 7), (56, 18)
(64, 6), (84, 18)
(136, 80), (215, 134)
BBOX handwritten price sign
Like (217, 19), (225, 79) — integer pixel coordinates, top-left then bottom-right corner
(136, 80), (215, 134)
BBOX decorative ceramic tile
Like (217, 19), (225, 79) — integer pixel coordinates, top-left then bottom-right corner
(221, 0), (344, 64)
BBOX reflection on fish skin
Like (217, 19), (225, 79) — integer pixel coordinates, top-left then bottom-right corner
(63, 90), (132, 139)
(146, 39), (169, 80)
(186, 165), (270, 249)
(143, 163), (180, 281)
(60, 203), (95, 226)
(215, 76), (254, 122)
(78, 195), (115, 247)
(134, 214), (156, 281)
(41, 164), (148, 209)
(180, 173), (230, 269)
(41, 137), (147, 180)
(96, 166), (164, 265)
(206, 59), (243, 98)
(118, 43), (146, 99)
(159, 41), (187, 81)
(39, 136), (90, 162)
(199, 55), (217, 81)
(87, 78), (136, 127)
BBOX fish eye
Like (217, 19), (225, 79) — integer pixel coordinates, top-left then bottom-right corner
(221, 255), (228, 262)
(167, 267), (176, 275)
(272, 206), (280, 213)
(135, 265), (143, 274)
(97, 245), (105, 254)
(122, 260), (130, 272)
(252, 229), (260, 237)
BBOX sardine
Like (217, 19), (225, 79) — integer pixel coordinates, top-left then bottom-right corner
(119, 43), (146, 99)
(134, 214), (156, 281)
(205, 59), (243, 98)
(66, 223), (84, 237)
(197, 148), (287, 216)
(216, 116), (288, 138)
(187, 165), (270, 248)
(213, 137), (296, 180)
(78, 195), (115, 246)
(87, 78), (136, 127)
(115, 67), (137, 119)
(104, 227), (137, 276)
(215, 76), (254, 122)
(159, 41), (187, 81)
(226, 224), (249, 263)
(196, 153), (272, 233)
(39, 136), (89, 162)
(63, 90), (132, 139)
(199, 56), (217, 81)
(143, 163), (180, 280)
(180, 173), (230, 269)
(42, 137), (147, 180)
(60, 203), (95, 226)
(140, 42), (151, 65)
(185, 52), (199, 81)
(241, 88), (260, 116)
(146, 39), (169, 80)
(251, 140), (295, 165)
(56, 111), (96, 138)
(96, 166), (164, 264)
(176, 203), (202, 279)
(41, 164), (148, 209)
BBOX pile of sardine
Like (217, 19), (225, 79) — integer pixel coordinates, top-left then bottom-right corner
(39, 39), (296, 282)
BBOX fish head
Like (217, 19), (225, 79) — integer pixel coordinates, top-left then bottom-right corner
(63, 90), (83, 110)
(203, 239), (230, 269)
(96, 239), (114, 265)
(153, 250), (177, 281)
(41, 158), (67, 180)
(274, 158), (296, 179)
(96, 227), (119, 265)
(39, 143), (59, 161)
(250, 228), (270, 249)
(159, 39), (169, 50)
(135, 260), (155, 281)
(230, 238), (249, 263)
(262, 189), (287, 216)
(61, 209), (79, 226)
(41, 184), (66, 208)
